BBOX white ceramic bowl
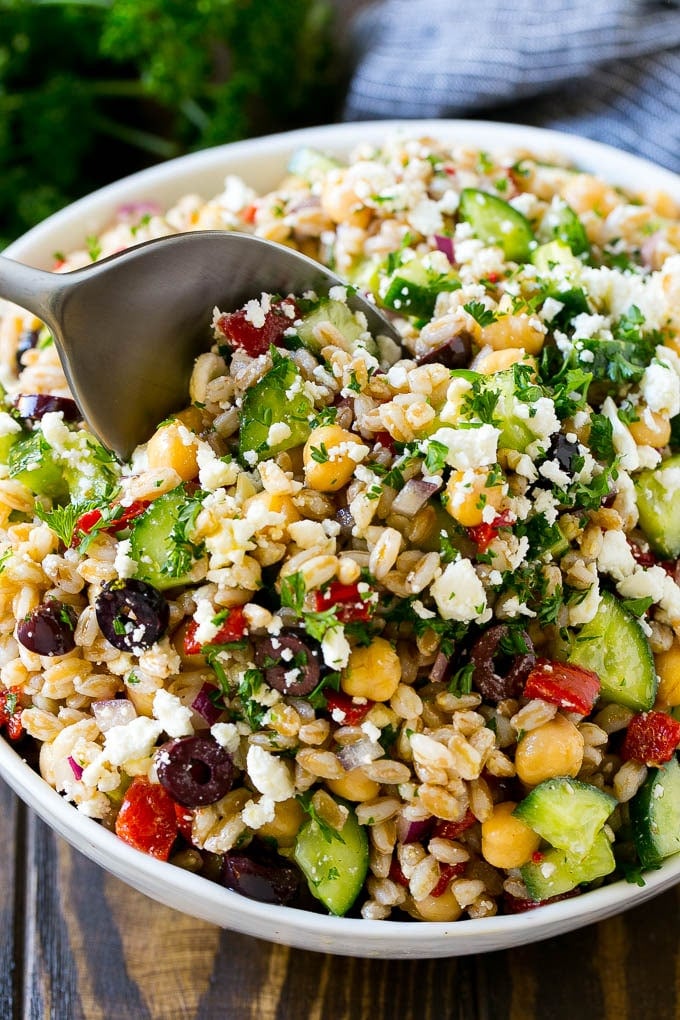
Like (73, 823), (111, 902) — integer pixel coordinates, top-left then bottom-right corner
(2, 120), (680, 958)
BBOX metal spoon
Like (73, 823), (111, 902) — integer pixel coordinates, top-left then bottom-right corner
(0, 230), (400, 459)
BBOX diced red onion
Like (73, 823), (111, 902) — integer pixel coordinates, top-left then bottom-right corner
(67, 756), (83, 781)
(434, 234), (455, 264)
(116, 200), (162, 223)
(92, 698), (137, 732)
(191, 682), (222, 725)
(430, 651), (451, 684)
(337, 738), (384, 772)
(391, 479), (441, 516)
(396, 809), (433, 845)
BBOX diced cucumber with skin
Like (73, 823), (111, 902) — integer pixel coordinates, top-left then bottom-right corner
(458, 188), (535, 262)
(630, 755), (680, 869)
(129, 485), (200, 590)
(295, 298), (377, 357)
(465, 369), (539, 453)
(8, 428), (118, 502)
(513, 777), (616, 858)
(521, 829), (616, 901)
(238, 356), (313, 464)
(531, 240), (583, 277)
(537, 200), (590, 257)
(635, 454), (680, 558)
(294, 802), (369, 916)
(8, 432), (69, 500)
(379, 257), (460, 320)
(565, 590), (657, 712)
(287, 146), (342, 183)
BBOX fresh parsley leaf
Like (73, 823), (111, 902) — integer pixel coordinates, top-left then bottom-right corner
(588, 413), (616, 463)
(161, 489), (206, 579)
(463, 301), (498, 328)
(297, 791), (345, 844)
(280, 571), (306, 615)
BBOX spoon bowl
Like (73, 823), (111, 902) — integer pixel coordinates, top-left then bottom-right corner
(0, 231), (399, 459)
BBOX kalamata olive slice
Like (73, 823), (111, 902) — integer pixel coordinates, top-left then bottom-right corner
(416, 331), (472, 369)
(470, 625), (536, 703)
(254, 629), (321, 696)
(16, 328), (40, 370)
(548, 434), (580, 474)
(15, 394), (81, 423)
(156, 735), (234, 807)
(221, 845), (300, 905)
(17, 600), (78, 656)
(95, 578), (169, 652)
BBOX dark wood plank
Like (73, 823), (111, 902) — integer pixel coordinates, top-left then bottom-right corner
(0, 778), (21, 1020)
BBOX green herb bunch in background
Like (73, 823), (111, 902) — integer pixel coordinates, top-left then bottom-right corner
(0, 0), (341, 248)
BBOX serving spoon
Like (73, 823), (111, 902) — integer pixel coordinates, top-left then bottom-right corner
(0, 231), (400, 460)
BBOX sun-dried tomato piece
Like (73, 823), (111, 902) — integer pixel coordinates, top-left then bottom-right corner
(314, 581), (375, 623)
(621, 710), (680, 766)
(324, 689), (374, 725)
(524, 659), (601, 715)
(214, 299), (298, 356)
(115, 776), (179, 860)
(183, 606), (248, 656)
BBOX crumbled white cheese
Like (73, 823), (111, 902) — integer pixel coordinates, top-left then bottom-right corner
(266, 421), (292, 448)
(246, 744), (295, 801)
(321, 626), (351, 669)
(617, 565), (668, 604)
(103, 716), (163, 766)
(210, 722), (241, 755)
(430, 557), (491, 623)
(241, 795), (276, 829)
(641, 355), (680, 417)
(425, 423), (500, 471)
(0, 412), (21, 438)
(113, 538), (138, 580)
(597, 529), (637, 581)
(153, 688), (194, 738)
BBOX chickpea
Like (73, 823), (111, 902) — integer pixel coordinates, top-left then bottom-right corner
(628, 410), (671, 449)
(656, 641), (680, 706)
(481, 801), (541, 869)
(515, 714), (585, 786)
(341, 637), (401, 702)
(173, 405), (205, 432)
(480, 314), (545, 355)
(475, 347), (535, 375)
(303, 425), (368, 492)
(243, 490), (300, 529)
(444, 467), (505, 528)
(408, 888), (463, 922)
(257, 797), (305, 848)
(327, 768), (381, 802)
(147, 421), (199, 481)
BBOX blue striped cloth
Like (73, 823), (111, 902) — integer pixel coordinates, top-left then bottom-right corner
(342, 0), (680, 172)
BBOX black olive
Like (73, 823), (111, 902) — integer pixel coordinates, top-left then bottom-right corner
(416, 331), (473, 369)
(156, 735), (234, 807)
(254, 629), (321, 696)
(549, 433), (581, 474)
(469, 625), (536, 703)
(17, 600), (78, 656)
(95, 579), (169, 652)
(221, 844), (300, 905)
(16, 328), (39, 370)
(15, 394), (80, 423)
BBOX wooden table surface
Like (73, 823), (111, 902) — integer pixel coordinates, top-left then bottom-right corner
(2, 778), (679, 1020)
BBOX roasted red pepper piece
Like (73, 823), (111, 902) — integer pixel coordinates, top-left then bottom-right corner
(0, 687), (23, 741)
(324, 689), (374, 725)
(115, 776), (179, 860)
(174, 801), (194, 843)
(430, 861), (467, 897)
(183, 606), (248, 656)
(71, 500), (149, 547)
(214, 298), (298, 357)
(523, 658), (601, 715)
(314, 581), (374, 623)
(389, 855), (410, 888)
(431, 808), (477, 841)
(621, 710), (680, 766)
(467, 510), (514, 553)
(503, 889), (579, 913)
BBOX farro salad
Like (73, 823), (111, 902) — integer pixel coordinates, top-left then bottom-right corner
(1, 133), (680, 922)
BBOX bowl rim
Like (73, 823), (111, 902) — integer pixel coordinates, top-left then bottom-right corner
(2, 117), (680, 956)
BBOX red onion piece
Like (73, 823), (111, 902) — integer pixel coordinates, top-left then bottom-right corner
(429, 651), (451, 684)
(116, 200), (162, 222)
(191, 682), (222, 725)
(337, 737), (384, 772)
(434, 234), (455, 264)
(67, 756), (83, 781)
(391, 479), (441, 516)
(92, 699), (137, 732)
(396, 809), (433, 845)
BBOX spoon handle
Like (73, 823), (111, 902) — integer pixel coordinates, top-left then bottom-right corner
(0, 254), (64, 327)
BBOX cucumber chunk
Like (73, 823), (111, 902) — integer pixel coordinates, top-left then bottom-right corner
(538, 200), (590, 257)
(287, 146), (342, 183)
(565, 590), (657, 712)
(521, 829), (616, 901)
(379, 256), (460, 320)
(458, 188), (535, 262)
(295, 298), (376, 356)
(238, 355), (313, 464)
(462, 369), (541, 453)
(294, 801), (369, 916)
(129, 485), (203, 590)
(8, 432), (68, 500)
(635, 453), (680, 558)
(513, 777), (616, 858)
(8, 427), (118, 502)
(630, 755), (680, 868)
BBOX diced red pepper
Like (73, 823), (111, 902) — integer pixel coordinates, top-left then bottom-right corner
(621, 710), (680, 766)
(314, 581), (375, 623)
(467, 510), (514, 553)
(0, 687), (23, 741)
(241, 203), (258, 224)
(174, 801), (194, 843)
(373, 430), (396, 453)
(523, 658), (601, 716)
(503, 889), (579, 913)
(431, 808), (477, 841)
(71, 499), (149, 547)
(324, 689), (374, 725)
(115, 776), (179, 861)
(629, 542), (658, 569)
(214, 298), (298, 357)
(183, 606), (248, 656)
(430, 862), (467, 897)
